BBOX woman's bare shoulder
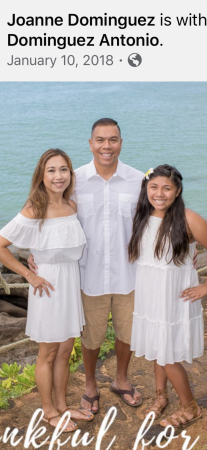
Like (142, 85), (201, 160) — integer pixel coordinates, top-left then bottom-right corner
(68, 199), (77, 213)
(20, 203), (36, 219)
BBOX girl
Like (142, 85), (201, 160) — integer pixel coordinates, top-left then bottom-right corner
(128, 164), (206, 427)
(0, 149), (94, 431)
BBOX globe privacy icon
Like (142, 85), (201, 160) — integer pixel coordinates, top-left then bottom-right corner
(128, 53), (142, 67)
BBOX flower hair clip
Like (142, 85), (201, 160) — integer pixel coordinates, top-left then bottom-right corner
(145, 168), (154, 180)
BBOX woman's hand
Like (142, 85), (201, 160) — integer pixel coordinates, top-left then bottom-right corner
(27, 253), (38, 274)
(26, 271), (55, 297)
(181, 284), (207, 303)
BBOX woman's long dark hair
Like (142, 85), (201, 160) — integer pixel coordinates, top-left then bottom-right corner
(128, 164), (190, 266)
(25, 149), (75, 228)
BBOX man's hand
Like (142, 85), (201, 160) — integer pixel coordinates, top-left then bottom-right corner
(181, 283), (207, 303)
(25, 271), (55, 297)
(28, 253), (38, 274)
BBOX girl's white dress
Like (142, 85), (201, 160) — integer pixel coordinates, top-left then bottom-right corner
(130, 216), (204, 366)
(0, 213), (86, 343)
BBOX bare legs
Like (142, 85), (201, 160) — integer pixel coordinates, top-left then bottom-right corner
(164, 362), (194, 406)
(113, 338), (142, 404)
(81, 338), (141, 411)
(152, 361), (193, 406)
(147, 361), (200, 425)
(53, 339), (74, 411)
(80, 344), (100, 412)
(35, 342), (60, 414)
(154, 361), (167, 391)
(35, 339), (77, 430)
(145, 362), (168, 418)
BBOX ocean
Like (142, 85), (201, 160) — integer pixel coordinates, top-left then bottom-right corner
(0, 82), (207, 227)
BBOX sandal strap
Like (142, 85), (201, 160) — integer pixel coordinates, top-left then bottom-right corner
(111, 387), (135, 396)
(44, 413), (61, 424)
(156, 388), (168, 399)
(145, 394), (168, 418)
(163, 398), (200, 426)
(165, 415), (185, 426)
(82, 393), (100, 406)
(182, 398), (198, 416)
(57, 408), (70, 415)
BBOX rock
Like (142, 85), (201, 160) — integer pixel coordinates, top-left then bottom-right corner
(1, 274), (26, 284)
(1, 246), (29, 274)
(0, 312), (26, 345)
(0, 300), (27, 317)
(197, 250), (207, 270)
(16, 248), (30, 264)
(0, 296), (28, 309)
(0, 273), (28, 299)
(0, 313), (38, 366)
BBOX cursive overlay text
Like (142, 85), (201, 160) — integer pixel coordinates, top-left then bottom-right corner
(7, 55), (57, 68)
(0, 407), (200, 450)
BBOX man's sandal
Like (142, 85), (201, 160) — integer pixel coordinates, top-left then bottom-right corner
(42, 412), (78, 432)
(160, 398), (202, 428)
(80, 389), (100, 414)
(145, 388), (168, 419)
(57, 407), (94, 422)
(110, 382), (142, 407)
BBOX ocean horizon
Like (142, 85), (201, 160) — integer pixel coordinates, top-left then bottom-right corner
(0, 82), (207, 227)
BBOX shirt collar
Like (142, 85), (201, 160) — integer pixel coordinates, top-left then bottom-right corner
(86, 159), (126, 180)
(86, 160), (98, 179)
(115, 159), (126, 179)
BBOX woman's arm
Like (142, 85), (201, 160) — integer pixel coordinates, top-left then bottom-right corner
(181, 209), (207, 302)
(0, 236), (54, 297)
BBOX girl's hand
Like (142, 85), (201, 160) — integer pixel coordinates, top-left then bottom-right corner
(181, 284), (207, 303)
(26, 272), (55, 297)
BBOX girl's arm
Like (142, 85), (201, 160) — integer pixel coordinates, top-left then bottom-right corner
(0, 236), (54, 297)
(181, 209), (207, 302)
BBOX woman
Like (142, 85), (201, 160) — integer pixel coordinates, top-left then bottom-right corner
(0, 149), (94, 431)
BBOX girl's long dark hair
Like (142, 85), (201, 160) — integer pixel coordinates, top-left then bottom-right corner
(128, 165), (190, 266)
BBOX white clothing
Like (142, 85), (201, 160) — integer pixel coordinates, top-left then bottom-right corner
(130, 216), (204, 366)
(74, 159), (144, 296)
(0, 213), (86, 342)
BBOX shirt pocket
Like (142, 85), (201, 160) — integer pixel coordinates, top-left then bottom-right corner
(77, 194), (94, 218)
(118, 193), (138, 218)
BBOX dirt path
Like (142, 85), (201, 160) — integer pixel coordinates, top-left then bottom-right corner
(0, 295), (206, 450)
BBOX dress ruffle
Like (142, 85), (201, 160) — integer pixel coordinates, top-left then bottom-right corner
(131, 312), (204, 366)
(131, 216), (204, 365)
(0, 213), (86, 343)
(0, 213), (87, 250)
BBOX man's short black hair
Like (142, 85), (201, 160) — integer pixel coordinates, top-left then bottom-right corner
(91, 118), (121, 136)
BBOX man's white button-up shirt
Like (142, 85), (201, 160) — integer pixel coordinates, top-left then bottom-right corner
(75, 159), (144, 296)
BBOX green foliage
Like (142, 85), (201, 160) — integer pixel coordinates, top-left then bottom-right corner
(99, 314), (116, 360)
(0, 315), (115, 409)
(69, 337), (83, 373)
(0, 363), (36, 409)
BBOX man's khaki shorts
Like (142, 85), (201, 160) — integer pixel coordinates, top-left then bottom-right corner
(81, 290), (134, 350)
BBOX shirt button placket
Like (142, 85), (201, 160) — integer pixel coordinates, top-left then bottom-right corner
(104, 181), (110, 293)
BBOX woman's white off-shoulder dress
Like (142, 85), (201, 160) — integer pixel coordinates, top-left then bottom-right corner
(130, 216), (204, 366)
(0, 213), (86, 343)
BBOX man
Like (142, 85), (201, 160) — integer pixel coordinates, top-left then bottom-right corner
(29, 118), (144, 412)
(74, 118), (144, 412)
